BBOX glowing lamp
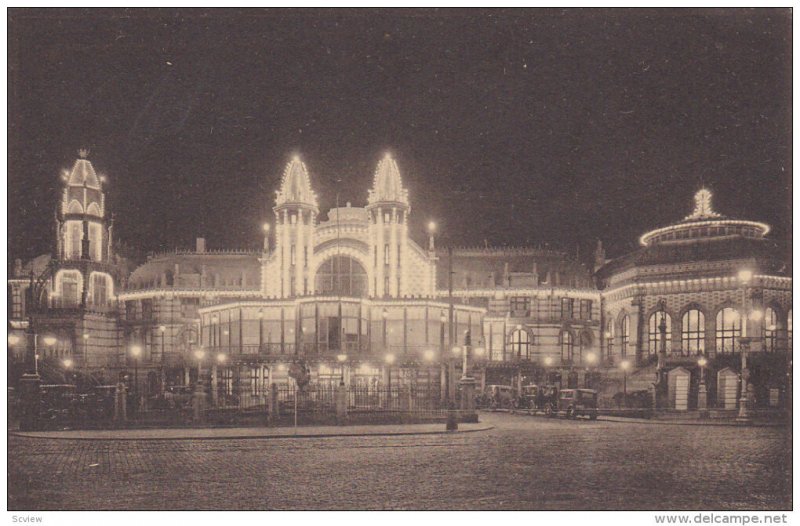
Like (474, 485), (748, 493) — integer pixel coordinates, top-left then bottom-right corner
(604, 331), (612, 339)
(423, 349), (435, 362)
(194, 349), (206, 361)
(452, 346), (462, 356)
(159, 325), (166, 333)
(63, 358), (73, 369)
(7, 334), (20, 346)
(43, 336), (57, 347)
(749, 309), (763, 322)
(276, 363), (287, 373)
(82, 333), (90, 341)
(620, 360), (631, 371)
(337, 354), (347, 363)
(585, 352), (597, 365)
(474, 347), (485, 357)
(130, 344), (142, 357)
(385, 353), (396, 365)
(262, 223), (271, 233)
(216, 353), (227, 364)
(697, 357), (708, 368)
(737, 270), (753, 284)
(223, 329), (230, 336)
(544, 357), (553, 366)
(427, 221), (436, 233)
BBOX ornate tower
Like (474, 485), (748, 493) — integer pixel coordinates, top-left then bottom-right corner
(273, 156), (318, 298)
(366, 153), (410, 298)
(53, 149), (114, 307)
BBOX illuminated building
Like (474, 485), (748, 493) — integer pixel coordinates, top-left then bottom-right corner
(8, 152), (792, 410)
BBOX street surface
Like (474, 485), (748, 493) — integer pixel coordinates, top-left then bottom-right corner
(8, 412), (791, 510)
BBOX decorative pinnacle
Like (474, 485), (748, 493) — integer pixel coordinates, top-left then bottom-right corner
(685, 188), (721, 221)
(78, 148), (90, 159)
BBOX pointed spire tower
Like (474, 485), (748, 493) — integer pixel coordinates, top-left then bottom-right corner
(273, 156), (318, 298)
(53, 149), (115, 308)
(57, 149), (110, 263)
(367, 153), (410, 298)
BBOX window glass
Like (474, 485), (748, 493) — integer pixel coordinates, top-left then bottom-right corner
(715, 308), (741, 353)
(682, 309), (705, 353)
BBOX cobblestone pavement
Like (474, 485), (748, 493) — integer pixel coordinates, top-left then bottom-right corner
(8, 412), (791, 511)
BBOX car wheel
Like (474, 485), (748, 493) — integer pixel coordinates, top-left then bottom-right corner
(566, 407), (574, 419)
(544, 404), (553, 417)
(590, 411), (598, 421)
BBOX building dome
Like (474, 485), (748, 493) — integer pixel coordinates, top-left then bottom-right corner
(639, 189), (770, 247)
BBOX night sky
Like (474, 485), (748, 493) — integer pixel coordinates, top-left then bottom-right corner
(8, 8), (792, 267)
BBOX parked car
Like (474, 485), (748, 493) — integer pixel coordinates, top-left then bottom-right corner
(517, 385), (539, 410)
(486, 384), (516, 409)
(554, 388), (598, 420)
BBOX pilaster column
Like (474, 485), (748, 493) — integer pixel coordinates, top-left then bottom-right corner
(296, 210), (304, 296)
(389, 207), (398, 297)
(377, 209), (385, 297)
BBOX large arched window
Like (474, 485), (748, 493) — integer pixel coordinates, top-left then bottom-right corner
(560, 331), (574, 363)
(606, 319), (615, 358)
(315, 256), (368, 298)
(716, 307), (741, 353)
(682, 308), (705, 353)
(620, 315), (630, 357)
(648, 311), (671, 355)
(509, 329), (531, 360)
(764, 307), (778, 352)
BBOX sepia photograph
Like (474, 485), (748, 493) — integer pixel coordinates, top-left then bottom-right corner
(5, 6), (793, 518)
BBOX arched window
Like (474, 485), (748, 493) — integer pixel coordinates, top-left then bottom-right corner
(764, 307), (778, 352)
(560, 331), (573, 363)
(620, 315), (630, 357)
(648, 311), (672, 355)
(716, 307), (741, 353)
(315, 256), (367, 298)
(509, 329), (531, 360)
(606, 319), (615, 358)
(682, 309), (705, 353)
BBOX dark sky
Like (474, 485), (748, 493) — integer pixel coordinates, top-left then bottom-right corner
(8, 8), (792, 266)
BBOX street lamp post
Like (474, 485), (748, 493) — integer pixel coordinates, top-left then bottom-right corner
(385, 353), (395, 391)
(697, 356), (708, 413)
(62, 358), (73, 384)
(129, 344), (142, 411)
(620, 359), (631, 402)
(737, 270), (753, 421)
(382, 308), (388, 352)
(585, 352), (597, 388)
(81, 332), (89, 370)
(337, 353), (347, 386)
(159, 325), (166, 394)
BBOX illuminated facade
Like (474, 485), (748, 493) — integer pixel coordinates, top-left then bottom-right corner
(8, 152), (792, 410)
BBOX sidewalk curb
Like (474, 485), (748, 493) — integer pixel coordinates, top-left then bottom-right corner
(9, 425), (494, 441)
(597, 417), (787, 428)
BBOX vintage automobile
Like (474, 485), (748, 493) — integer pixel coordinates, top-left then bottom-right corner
(553, 388), (598, 420)
(485, 384), (516, 409)
(517, 385), (539, 410)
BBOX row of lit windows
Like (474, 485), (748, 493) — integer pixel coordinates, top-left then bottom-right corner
(508, 297), (592, 321)
(637, 307), (792, 355)
(507, 328), (587, 362)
